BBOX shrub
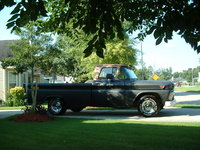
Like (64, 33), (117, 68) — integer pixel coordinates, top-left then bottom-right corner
(6, 87), (26, 107)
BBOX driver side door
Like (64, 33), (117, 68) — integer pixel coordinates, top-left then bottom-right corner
(92, 67), (126, 107)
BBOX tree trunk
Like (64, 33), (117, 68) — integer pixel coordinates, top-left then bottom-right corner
(31, 66), (37, 113)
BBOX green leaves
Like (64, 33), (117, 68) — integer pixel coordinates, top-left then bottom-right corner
(83, 46), (93, 58)
(0, 0), (16, 11)
(2, 0), (200, 55)
(10, 3), (21, 14)
(84, 35), (106, 58)
(156, 36), (163, 45)
(6, 0), (48, 32)
(8, 14), (19, 22)
(6, 21), (15, 29)
(146, 26), (156, 35)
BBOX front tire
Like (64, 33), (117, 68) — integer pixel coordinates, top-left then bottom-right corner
(48, 98), (67, 115)
(138, 95), (161, 117)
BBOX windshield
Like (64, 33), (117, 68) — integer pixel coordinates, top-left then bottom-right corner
(120, 67), (138, 79)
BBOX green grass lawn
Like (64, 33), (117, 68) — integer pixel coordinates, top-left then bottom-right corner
(0, 117), (200, 150)
(175, 103), (200, 109)
(175, 86), (200, 92)
(0, 106), (25, 110)
(0, 105), (47, 110)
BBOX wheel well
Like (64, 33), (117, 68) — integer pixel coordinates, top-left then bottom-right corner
(46, 97), (64, 104)
(133, 93), (161, 106)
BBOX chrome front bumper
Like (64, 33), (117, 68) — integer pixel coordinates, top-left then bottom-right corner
(168, 91), (175, 101)
(165, 99), (176, 107)
(165, 91), (176, 107)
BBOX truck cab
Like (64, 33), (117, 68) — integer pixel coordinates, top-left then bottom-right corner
(93, 64), (137, 80)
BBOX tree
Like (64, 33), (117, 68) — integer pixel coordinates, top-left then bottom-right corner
(1, 39), (42, 112)
(1, 23), (58, 112)
(156, 68), (173, 81)
(1, 0), (200, 57)
(81, 37), (137, 81)
(173, 72), (181, 79)
(38, 46), (77, 81)
(1, 39), (41, 82)
(56, 33), (137, 82)
(135, 66), (154, 80)
(173, 67), (200, 83)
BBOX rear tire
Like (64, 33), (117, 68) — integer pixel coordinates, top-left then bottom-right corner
(137, 95), (161, 117)
(48, 98), (67, 115)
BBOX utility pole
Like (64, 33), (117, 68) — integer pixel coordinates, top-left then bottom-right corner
(141, 42), (144, 80)
(192, 68), (194, 86)
(199, 56), (200, 64)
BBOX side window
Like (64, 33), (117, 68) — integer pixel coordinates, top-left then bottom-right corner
(99, 67), (117, 79)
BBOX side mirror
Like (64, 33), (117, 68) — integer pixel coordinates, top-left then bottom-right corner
(106, 74), (114, 80)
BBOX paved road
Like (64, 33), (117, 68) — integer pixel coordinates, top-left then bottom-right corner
(0, 91), (200, 122)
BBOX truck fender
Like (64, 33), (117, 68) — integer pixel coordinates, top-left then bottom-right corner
(133, 92), (162, 106)
(44, 95), (66, 104)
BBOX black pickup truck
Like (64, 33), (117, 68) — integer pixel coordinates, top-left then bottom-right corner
(27, 64), (175, 117)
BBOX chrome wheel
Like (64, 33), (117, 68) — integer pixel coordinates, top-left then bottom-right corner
(48, 98), (66, 115)
(138, 95), (161, 117)
(51, 99), (62, 114)
(140, 99), (157, 114)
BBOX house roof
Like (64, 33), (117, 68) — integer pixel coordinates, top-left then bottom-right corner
(0, 40), (16, 61)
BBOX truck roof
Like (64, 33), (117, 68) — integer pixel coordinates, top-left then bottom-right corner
(95, 64), (129, 68)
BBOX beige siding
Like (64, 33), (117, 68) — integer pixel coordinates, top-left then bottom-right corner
(0, 67), (4, 101)
(0, 66), (46, 101)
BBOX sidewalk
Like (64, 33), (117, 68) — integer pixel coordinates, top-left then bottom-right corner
(0, 110), (23, 119)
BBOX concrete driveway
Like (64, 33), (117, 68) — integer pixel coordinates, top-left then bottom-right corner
(60, 107), (200, 122)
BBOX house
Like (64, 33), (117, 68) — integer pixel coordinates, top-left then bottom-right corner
(0, 40), (44, 102)
(44, 75), (74, 83)
(198, 72), (200, 83)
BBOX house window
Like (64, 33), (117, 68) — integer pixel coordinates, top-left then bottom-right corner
(8, 72), (16, 89)
(21, 73), (26, 85)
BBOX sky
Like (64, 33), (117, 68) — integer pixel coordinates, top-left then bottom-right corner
(134, 34), (200, 73)
(1, 7), (200, 73)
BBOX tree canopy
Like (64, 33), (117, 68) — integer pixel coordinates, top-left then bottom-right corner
(1, 22), (137, 82)
(1, 23), (56, 82)
(1, 0), (200, 57)
(0, 23), (62, 112)
(56, 32), (137, 82)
